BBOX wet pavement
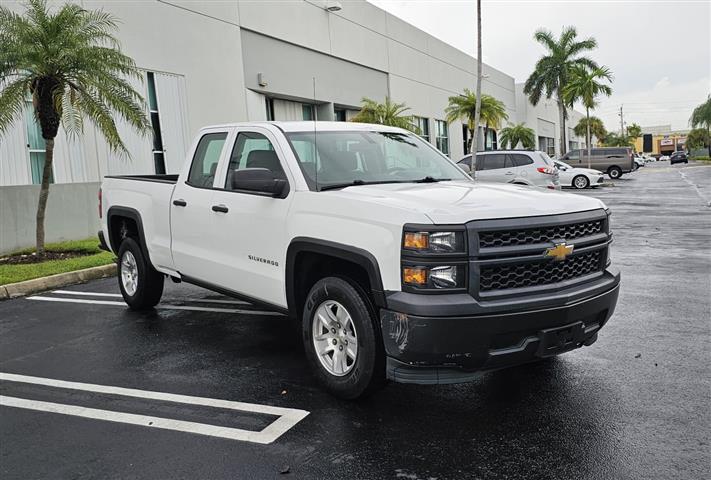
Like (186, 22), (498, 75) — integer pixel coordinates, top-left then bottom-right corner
(1, 161), (709, 479)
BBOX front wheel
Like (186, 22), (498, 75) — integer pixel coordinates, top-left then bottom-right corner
(608, 166), (622, 179)
(117, 237), (164, 310)
(572, 175), (590, 189)
(302, 277), (385, 399)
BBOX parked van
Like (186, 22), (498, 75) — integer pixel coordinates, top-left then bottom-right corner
(559, 147), (635, 179)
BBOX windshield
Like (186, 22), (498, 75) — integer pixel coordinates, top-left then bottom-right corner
(285, 131), (470, 190)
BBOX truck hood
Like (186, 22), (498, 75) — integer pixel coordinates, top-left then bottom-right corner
(324, 181), (607, 224)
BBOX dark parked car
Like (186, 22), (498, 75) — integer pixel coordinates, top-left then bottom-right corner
(670, 151), (688, 165)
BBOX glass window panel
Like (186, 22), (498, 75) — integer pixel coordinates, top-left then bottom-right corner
(147, 72), (158, 112)
(187, 132), (227, 187)
(302, 104), (314, 121)
(30, 152), (53, 184)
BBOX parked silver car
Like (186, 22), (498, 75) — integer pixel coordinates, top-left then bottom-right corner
(558, 147), (635, 179)
(458, 150), (560, 189)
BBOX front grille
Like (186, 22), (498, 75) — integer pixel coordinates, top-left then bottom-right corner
(479, 220), (604, 249)
(479, 251), (602, 291)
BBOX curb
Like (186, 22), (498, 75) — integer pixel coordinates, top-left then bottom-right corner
(0, 263), (117, 300)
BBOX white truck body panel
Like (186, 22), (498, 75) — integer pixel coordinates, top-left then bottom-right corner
(101, 121), (608, 310)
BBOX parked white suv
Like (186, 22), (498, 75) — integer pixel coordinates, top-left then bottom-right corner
(458, 150), (560, 189)
(99, 122), (620, 399)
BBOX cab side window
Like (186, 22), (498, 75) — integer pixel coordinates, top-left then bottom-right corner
(187, 132), (228, 188)
(225, 131), (286, 189)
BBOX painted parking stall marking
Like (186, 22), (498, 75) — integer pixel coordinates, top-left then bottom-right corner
(52, 290), (252, 305)
(0, 372), (309, 444)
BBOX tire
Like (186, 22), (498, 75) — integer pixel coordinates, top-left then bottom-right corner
(572, 175), (590, 189)
(302, 276), (385, 399)
(117, 237), (164, 310)
(607, 166), (622, 179)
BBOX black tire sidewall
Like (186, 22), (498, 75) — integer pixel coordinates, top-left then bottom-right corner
(117, 237), (163, 310)
(302, 277), (384, 400)
(572, 175), (589, 189)
(608, 167), (622, 179)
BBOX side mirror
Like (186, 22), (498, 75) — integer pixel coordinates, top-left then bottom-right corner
(230, 168), (286, 197)
(457, 163), (472, 174)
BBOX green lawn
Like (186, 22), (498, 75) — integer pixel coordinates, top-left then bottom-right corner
(0, 237), (115, 286)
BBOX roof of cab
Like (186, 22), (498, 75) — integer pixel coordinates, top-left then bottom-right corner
(199, 121), (408, 133)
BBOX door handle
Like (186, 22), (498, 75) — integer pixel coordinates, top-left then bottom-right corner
(211, 204), (229, 213)
(173, 199), (187, 207)
(505, 171), (514, 175)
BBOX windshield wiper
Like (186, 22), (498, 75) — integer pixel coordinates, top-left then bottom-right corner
(413, 176), (450, 183)
(318, 180), (404, 191)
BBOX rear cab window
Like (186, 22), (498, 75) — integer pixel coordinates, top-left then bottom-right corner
(187, 132), (228, 188)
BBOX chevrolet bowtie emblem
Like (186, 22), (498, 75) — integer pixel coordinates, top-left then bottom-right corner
(545, 242), (574, 262)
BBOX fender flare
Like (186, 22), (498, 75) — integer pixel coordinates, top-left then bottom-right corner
(285, 237), (387, 314)
(106, 206), (152, 264)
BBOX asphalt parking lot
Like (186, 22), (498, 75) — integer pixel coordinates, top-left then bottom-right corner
(1, 161), (709, 480)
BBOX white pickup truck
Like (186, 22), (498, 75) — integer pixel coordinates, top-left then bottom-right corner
(99, 121), (620, 399)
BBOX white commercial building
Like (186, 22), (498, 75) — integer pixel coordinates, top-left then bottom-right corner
(0, 0), (588, 187)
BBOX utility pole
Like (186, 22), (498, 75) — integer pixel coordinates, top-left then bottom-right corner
(470, 0), (482, 175)
(619, 105), (624, 136)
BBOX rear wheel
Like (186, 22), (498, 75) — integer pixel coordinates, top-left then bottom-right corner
(302, 277), (385, 399)
(572, 175), (590, 189)
(117, 237), (164, 310)
(607, 166), (622, 179)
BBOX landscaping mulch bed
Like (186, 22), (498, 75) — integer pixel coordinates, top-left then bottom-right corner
(0, 251), (92, 266)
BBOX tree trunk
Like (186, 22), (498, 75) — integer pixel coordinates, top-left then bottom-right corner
(35, 138), (54, 256)
(586, 108), (592, 169)
(470, 0), (482, 175)
(708, 126), (710, 157)
(557, 96), (567, 156)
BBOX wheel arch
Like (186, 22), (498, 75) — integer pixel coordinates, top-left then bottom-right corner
(107, 206), (152, 264)
(286, 238), (387, 321)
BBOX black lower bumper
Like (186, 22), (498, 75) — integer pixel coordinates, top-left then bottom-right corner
(380, 272), (620, 384)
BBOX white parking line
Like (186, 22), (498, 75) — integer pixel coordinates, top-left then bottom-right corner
(52, 290), (252, 305)
(0, 372), (309, 444)
(28, 296), (283, 316)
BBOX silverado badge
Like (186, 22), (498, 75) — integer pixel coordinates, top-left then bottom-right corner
(545, 242), (574, 262)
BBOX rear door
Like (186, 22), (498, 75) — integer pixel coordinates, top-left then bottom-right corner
(170, 129), (231, 278)
(207, 126), (295, 307)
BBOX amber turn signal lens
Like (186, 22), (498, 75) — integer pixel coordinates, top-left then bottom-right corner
(403, 232), (429, 250)
(403, 266), (428, 285)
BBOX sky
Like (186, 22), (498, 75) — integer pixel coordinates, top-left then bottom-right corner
(367, 0), (711, 132)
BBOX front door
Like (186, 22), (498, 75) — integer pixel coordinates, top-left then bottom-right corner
(208, 127), (294, 307)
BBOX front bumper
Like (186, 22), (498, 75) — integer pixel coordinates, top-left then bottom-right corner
(380, 268), (620, 384)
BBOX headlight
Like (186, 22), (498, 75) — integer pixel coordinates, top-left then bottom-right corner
(403, 230), (465, 253)
(402, 265), (466, 289)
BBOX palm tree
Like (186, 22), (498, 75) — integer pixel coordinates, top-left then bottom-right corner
(350, 97), (419, 133)
(0, 0), (149, 255)
(690, 95), (711, 156)
(445, 89), (508, 153)
(685, 128), (710, 154)
(498, 123), (535, 150)
(573, 116), (607, 145)
(524, 26), (599, 156)
(562, 65), (612, 168)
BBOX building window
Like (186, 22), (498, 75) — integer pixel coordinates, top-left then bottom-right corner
(265, 98), (275, 121)
(24, 101), (53, 185)
(147, 72), (166, 174)
(435, 120), (449, 156)
(538, 136), (555, 156)
(302, 104), (315, 121)
(462, 125), (470, 154)
(485, 128), (498, 151)
(414, 117), (430, 141)
(334, 108), (347, 122)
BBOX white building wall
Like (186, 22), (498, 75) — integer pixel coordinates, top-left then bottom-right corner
(1, 0), (585, 187)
